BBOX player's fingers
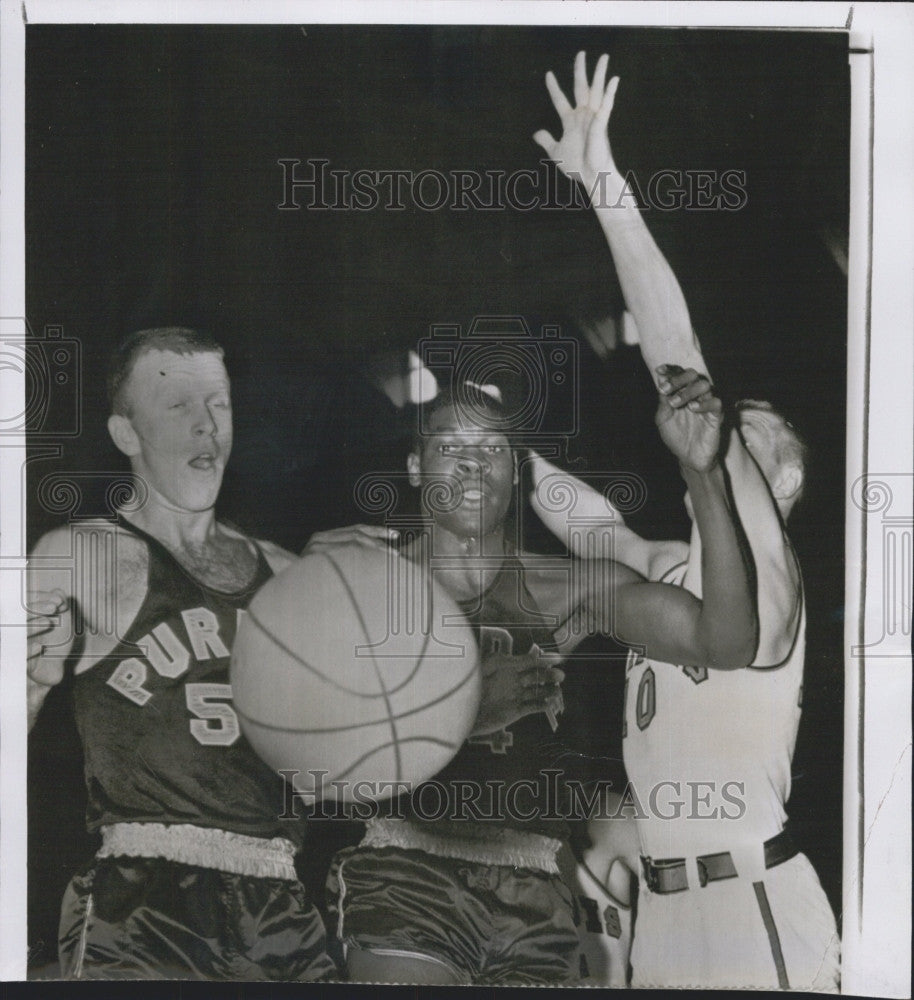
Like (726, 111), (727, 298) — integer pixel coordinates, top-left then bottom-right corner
(657, 367), (711, 396)
(595, 75), (620, 129)
(590, 53), (609, 107)
(27, 602), (62, 620)
(26, 591), (68, 617)
(544, 72), (573, 118)
(658, 366), (704, 389)
(654, 363), (684, 390)
(27, 616), (57, 640)
(573, 50), (589, 107)
(519, 666), (565, 688)
(668, 377), (713, 408)
(688, 395), (723, 414)
(532, 129), (558, 156)
(358, 524), (398, 538)
(520, 690), (559, 712)
(355, 525), (399, 545)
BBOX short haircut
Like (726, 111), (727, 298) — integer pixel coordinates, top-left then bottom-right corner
(412, 383), (515, 454)
(736, 399), (809, 496)
(107, 327), (224, 415)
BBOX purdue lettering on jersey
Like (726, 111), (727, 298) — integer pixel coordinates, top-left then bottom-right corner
(107, 605), (243, 749)
(73, 519), (299, 845)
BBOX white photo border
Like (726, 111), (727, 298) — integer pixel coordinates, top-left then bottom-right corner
(1, 2), (911, 995)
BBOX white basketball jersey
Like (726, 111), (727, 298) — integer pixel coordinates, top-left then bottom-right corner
(622, 554), (805, 863)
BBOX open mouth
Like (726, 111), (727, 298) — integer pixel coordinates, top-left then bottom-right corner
(458, 483), (491, 505)
(188, 451), (219, 471)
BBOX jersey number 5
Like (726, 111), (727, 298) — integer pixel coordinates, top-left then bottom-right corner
(186, 683), (240, 746)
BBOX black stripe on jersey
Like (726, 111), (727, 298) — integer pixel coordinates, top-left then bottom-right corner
(747, 543), (805, 671)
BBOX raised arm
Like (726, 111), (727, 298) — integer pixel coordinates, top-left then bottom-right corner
(528, 449), (687, 581)
(547, 377), (758, 670)
(534, 53), (799, 665)
(534, 51), (704, 380)
(612, 375), (757, 669)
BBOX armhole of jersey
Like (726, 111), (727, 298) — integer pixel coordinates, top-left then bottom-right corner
(658, 559), (689, 586)
(746, 543), (805, 672)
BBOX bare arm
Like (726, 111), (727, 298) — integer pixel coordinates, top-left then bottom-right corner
(613, 464), (757, 669)
(534, 51), (704, 380)
(618, 379), (756, 668)
(528, 449), (688, 581)
(535, 54), (798, 665)
(549, 381), (757, 669)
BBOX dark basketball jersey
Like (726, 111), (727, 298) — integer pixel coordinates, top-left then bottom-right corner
(72, 518), (301, 847)
(408, 552), (570, 838)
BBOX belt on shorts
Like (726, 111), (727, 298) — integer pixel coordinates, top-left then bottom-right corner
(640, 827), (799, 894)
(97, 822), (298, 881)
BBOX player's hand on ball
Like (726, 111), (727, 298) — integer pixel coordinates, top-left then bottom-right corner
(302, 524), (398, 556)
(655, 364), (723, 473)
(533, 51), (620, 190)
(471, 644), (565, 737)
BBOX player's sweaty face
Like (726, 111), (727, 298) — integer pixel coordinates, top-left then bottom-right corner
(121, 350), (233, 513)
(415, 407), (515, 537)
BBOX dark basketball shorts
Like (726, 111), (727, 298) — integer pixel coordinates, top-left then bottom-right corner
(58, 855), (337, 981)
(326, 845), (582, 985)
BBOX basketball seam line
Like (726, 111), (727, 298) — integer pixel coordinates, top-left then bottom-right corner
(233, 663), (478, 734)
(318, 550), (402, 782)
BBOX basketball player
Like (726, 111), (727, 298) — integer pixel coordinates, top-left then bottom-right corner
(26, 326), (386, 980)
(530, 52), (840, 990)
(326, 357), (759, 985)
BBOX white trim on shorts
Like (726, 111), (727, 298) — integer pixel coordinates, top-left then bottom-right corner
(96, 823), (298, 880)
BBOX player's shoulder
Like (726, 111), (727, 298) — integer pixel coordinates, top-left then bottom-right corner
(30, 519), (148, 605)
(31, 518), (145, 556)
(30, 523), (76, 557)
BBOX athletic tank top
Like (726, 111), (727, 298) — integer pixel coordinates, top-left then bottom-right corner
(622, 550), (805, 861)
(72, 517), (302, 847)
(406, 551), (570, 838)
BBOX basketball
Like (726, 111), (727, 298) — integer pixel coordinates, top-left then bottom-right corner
(231, 542), (481, 803)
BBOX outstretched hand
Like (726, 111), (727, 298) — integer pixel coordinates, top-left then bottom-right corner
(533, 51), (620, 190)
(655, 365), (723, 473)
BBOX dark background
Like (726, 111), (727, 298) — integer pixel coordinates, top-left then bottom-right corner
(25, 24), (848, 974)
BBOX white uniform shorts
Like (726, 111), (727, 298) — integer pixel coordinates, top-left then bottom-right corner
(631, 852), (839, 991)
